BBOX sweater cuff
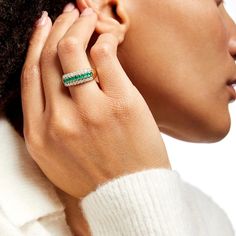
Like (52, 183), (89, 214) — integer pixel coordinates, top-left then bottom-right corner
(80, 168), (195, 236)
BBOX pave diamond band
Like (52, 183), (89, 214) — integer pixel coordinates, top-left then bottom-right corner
(62, 68), (96, 87)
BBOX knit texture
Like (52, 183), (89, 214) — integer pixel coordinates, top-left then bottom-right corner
(81, 169), (235, 236)
(0, 116), (235, 235)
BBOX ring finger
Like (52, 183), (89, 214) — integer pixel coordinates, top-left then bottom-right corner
(57, 7), (103, 104)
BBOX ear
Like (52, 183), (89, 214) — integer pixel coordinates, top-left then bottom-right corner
(76, 0), (130, 43)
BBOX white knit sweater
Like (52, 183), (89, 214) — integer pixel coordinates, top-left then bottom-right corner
(0, 116), (234, 236)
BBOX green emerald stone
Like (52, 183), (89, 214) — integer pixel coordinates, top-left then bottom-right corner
(64, 71), (93, 83)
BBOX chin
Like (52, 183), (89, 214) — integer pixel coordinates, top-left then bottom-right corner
(159, 112), (231, 143)
(202, 116), (231, 143)
(200, 108), (232, 143)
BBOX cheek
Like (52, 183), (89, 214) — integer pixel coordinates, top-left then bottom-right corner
(151, 2), (228, 76)
(119, 0), (231, 141)
(127, 0), (229, 97)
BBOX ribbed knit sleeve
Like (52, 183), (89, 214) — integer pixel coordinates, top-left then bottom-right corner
(80, 168), (234, 236)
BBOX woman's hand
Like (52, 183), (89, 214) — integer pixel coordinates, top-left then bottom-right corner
(21, 3), (171, 200)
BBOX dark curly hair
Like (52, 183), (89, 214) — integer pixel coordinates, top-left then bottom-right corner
(0, 0), (75, 138)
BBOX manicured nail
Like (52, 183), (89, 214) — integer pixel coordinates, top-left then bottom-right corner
(81, 8), (94, 16)
(63, 3), (75, 12)
(35, 11), (48, 26)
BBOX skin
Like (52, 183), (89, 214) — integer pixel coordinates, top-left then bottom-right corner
(21, 3), (171, 235)
(20, 0), (236, 235)
(117, 0), (236, 143)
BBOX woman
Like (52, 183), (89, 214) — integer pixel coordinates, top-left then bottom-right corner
(0, 0), (235, 235)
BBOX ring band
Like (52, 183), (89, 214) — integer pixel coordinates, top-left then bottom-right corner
(62, 68), (97, 87)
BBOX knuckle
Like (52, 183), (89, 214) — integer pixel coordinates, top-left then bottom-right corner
(41, 45), (57, 62)
(58, 37), (81, 54)
(80, 108), (106, 128)
(54, 14), (68, 25)
(28, 34), (40, 48)
(21, 64), (40, 87)
(47, 124), (62, 141)
(22, 64), (40, 78)
(112, 99), (132, 114)
(110, 93), (138, 119)
(47, 113), (78, 140)
(90, 42), (113, 59)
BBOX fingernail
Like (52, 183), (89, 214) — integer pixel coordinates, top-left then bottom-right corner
(63, 3), (75, 12)
(35, 11), (48, 26)
(81, 8), (94, 16)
